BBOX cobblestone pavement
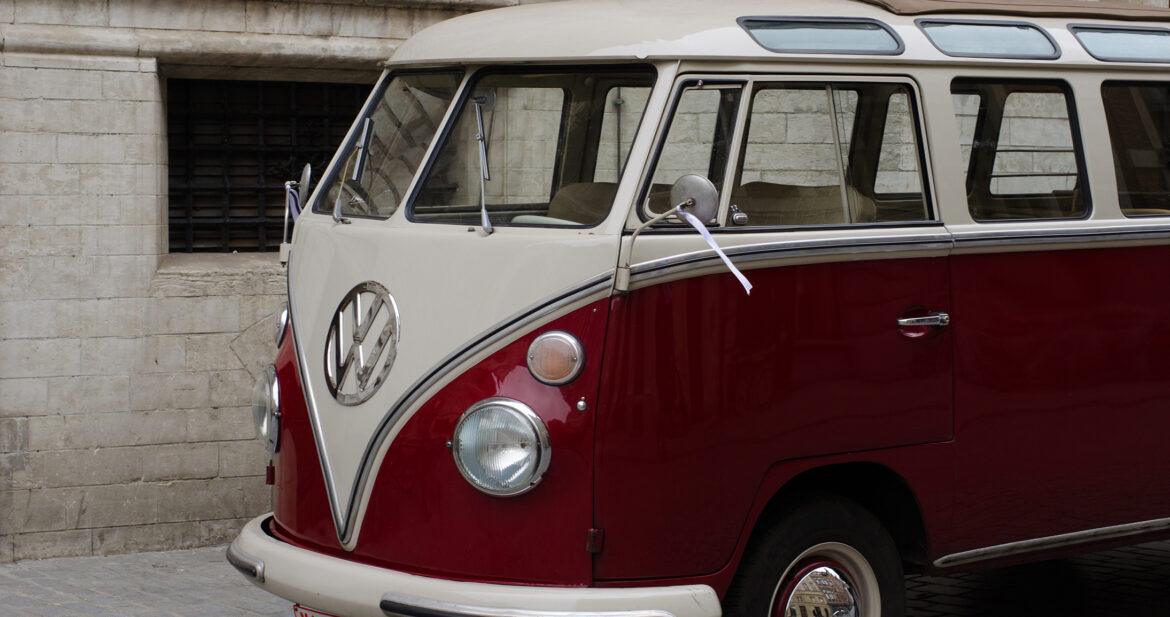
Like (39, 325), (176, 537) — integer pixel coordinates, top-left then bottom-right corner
(1, 541), (1168, 616)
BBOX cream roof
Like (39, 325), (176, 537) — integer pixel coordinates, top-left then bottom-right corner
(388, 0), (1170, 65)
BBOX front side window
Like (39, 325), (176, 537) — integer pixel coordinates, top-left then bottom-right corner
(1102, 82), (1170, 216)
(316, 71), (462, 219)
(951, 80), (1087, 221)
(411, 67), (656, 227)
(729, 81), (929, 227)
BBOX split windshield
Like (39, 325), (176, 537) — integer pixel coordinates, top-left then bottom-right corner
(316, 71), (462, 220)
(411, 66), (656, 227)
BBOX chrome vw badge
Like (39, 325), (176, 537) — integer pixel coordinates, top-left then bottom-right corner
(323, 282), (400, 406)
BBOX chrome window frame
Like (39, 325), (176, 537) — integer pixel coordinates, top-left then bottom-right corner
(916, 18), (1061, 60)
(1070, 24), (1170, 64)
(737, 16), (905, 56)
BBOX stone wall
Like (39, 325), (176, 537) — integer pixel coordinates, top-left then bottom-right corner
(0, 0), (522, 562)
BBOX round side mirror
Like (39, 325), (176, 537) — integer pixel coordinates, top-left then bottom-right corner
(299, 163), (312, 199)
(670, 174), (718, 223)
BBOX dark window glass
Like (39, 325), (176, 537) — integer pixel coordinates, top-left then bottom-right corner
(950, 79), (1087, 221)
(1102, 82), (1170, 215)
(167, 79), (370, 253)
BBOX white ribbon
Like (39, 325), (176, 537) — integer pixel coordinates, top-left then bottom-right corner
(286, 185), (302, 221)
(679, 210), (752, 295)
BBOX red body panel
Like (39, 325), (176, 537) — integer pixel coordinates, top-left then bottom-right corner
(273, 300), (611, 586)
(593, 258), (954, 580)
(273, 333), (344, 551)
(950, 246), (1170, 551)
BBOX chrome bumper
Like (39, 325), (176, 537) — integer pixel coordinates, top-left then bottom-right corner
(228, 515), (722, 617)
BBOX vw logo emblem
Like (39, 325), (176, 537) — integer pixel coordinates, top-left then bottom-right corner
(323, 281), (400, 406)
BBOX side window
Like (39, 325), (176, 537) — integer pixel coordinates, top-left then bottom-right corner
(730, 82), (929, 227)
(950, 80), (1087, 221)
(1101, 82), (1170, 216)
(596, 87), (651, 183)
(646, 84), (743, 214)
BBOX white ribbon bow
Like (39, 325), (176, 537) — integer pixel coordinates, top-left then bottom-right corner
(679, 210), (752, 295)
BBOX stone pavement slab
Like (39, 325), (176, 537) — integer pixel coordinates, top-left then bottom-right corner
(1, 540), (1169, 616)
(0, 546), (287, 617)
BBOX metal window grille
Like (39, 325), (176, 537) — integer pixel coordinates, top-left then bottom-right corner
(167, 79), (371, 252)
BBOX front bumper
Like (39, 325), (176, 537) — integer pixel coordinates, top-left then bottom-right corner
(228, 515), (722, 617)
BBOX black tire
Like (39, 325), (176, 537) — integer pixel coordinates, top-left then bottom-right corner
(723, 494), (905, 617)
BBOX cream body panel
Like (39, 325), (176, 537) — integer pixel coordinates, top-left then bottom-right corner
(287, 214), (619, 542)
(232, 516), (721, 617)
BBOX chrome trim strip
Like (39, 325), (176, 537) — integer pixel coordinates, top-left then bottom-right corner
(380, 593), (675, 617)
(629, 233), (953, 285)
(951, 223), (1170, 248)
(334, 271), (615, 545)
(933, 517), (1170, 569)
(225, 539), (265, 583)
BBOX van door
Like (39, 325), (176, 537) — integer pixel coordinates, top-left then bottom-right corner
(593, 76), (953, 580)
(947, 77), (1170, 556)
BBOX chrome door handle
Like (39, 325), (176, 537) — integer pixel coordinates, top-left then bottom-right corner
(897, 312), (950, 328)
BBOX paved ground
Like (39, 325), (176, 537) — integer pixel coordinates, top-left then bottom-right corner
(1, 541), (1168, 616)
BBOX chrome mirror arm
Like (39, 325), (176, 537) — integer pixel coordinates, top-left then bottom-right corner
(614, 200), (690, 294)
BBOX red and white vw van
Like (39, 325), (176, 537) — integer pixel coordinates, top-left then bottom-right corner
(229, 0), (1170, 615)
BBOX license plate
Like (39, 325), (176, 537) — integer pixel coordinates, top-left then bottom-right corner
(293, 605), (341, 617)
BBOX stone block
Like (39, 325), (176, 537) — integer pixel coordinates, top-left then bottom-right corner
(331, 4), (393, 38)
(32, 447), (142, 488)
(79, 337), (141, 376)
(209, 369), (253, 408)
(0, 417), (28, 453)
(147, 296), (240, 335)
(0, 132), (56, 164)
(101, 71), (161, 102)
(154, 477), (251, 523)
(0, 198), (31, 226)
(0, 452), (29, 491)
(26, 256), (96, 300)
(0, 52), (139, 73)
(239, 295), (285, 330)
(218, 440), (266, 478)
(110, 0), (246, 32)
(14, 529), (92, 560)
(81, 225), (158, 256)
(0, 67), (103, 101)
(0, 99), (77, 133)
(21, 487), (83, 533)
(0, 338), (81, 379)
(184, 334), (243, 372)
(0, 163), (80, 196)
(0, 535), (12, 564)
(245, 1), (336, 36)
(138, 336), (187, 373)
(92, 255), (157, 298)
(27, 410), (189, 451)
(0, 300), (60, 339)
(0, 490), (28, 535)
(46, 375), (131, 415)
(75, 483), (157, 527)
(0, 378), (48, 417)
(186, 407), (254, 443)
(93, 522), (202, 556)
(0, 257), (29, 300)
(57, 135), (128, 165)
(230, 317), (278, 379)
(199, 517), (252, 545)
(14, 1), (109, 27)
(25, 226), (83, 257)
(129, 372), (210, 411)
(55, 298), (145, 338)
(141, 442), (218, 481)
(72, 101), (140, 134)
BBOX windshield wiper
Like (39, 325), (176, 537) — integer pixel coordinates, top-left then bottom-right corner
(473, 96), (493, 235)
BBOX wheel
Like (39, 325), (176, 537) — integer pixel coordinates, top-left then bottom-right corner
(723, 495), (905, 617)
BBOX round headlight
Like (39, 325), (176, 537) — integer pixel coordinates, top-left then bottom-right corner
(527, 331), (584, 385)
(452, 398), (550, 497)
(251, 364), (280, 454)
